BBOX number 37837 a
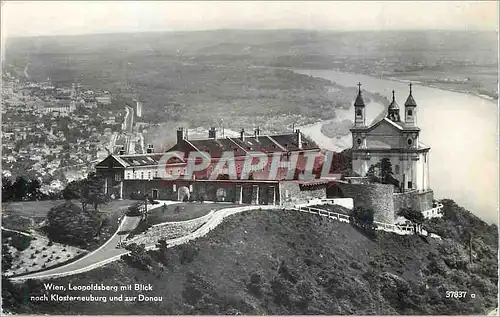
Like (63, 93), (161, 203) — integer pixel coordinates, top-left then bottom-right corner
(446, 291), (471, 299)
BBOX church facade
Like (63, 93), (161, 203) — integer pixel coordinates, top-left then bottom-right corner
(350, 83), (431, 194)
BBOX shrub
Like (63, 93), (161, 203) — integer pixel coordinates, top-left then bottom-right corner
(179, 244), (200, 264)
(29, 254), (35, 259)
(46, 201), (101, 247)
(47, 240), (53, 246)
(123, 243), (153, 271)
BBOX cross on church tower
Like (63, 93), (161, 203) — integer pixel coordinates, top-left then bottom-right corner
(357, 82), (362, 92)
(409, 82), (412, 94)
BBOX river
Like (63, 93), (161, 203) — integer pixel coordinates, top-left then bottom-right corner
(295, 69), (498, 223)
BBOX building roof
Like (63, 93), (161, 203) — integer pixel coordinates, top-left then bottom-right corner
(388, 90), (399, 110)
(169, 132), (319, 158)
(96, 152), (185, 169)
(354, 92), (365, 107)
(405, 94), (417, 107)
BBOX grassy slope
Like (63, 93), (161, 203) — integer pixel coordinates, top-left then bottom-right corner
(4, 202), (497, 315)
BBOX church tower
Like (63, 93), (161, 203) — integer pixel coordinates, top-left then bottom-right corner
(387, 90), (401, 122)
(404, 83), (417, 126)
(354, 82), (366, 127)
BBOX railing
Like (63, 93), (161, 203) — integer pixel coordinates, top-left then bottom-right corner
(294, 198), (354, 210)
(423, 202), (444, 219)
(292, 205), (441, 239)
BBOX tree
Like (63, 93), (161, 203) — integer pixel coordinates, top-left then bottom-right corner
(398, 207), (425, 233)
(350, 206), (376, 231)
(27, 179), (43, 201)
(80, 173), (110, 212)
(366, 162), (381, 183)
(62, 179), (85, 200)
(1, 243), (13, 272)
(46, 201), (101, 246)
(380, 158), (394, 184)
(2, 176), (14, 202)
(13, 176), (28, 201)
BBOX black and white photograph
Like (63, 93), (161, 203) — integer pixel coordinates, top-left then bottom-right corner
(0, 1), (498, 315)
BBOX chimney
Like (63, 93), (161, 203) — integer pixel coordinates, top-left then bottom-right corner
(176, 127), (185, 144)
(147, 144), (154, 153)
(208, 127), (217, 139)
(296, 129), (302, 149)
(254, 127), (260, 139)
(119, 145), (125, 155)
(240, 129), (245, 141)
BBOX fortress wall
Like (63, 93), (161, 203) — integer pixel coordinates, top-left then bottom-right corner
(332, 182), (395, 223)
(393, 190), (420, 214)
(393, 189), (434, 215)
(418, 190), (434, 211)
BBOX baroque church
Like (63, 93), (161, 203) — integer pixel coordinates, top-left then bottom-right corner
(350, 83), (431, 193)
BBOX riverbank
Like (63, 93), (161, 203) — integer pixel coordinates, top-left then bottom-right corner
(292, 67), (498, 224)
(299, 98), (386, 152)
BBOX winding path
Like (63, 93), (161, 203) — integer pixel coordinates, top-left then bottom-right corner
(10, 201), (441, 281)
(10, 201), (181, 282)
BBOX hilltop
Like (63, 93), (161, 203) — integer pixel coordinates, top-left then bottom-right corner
(2, 199), (497, 315)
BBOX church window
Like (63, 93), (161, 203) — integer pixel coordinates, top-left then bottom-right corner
(395, 165), (400, 174)
(407, 138), (413, 145)
(408, 181), (413, 189)
(115, 173), (122, 181)
(357, 138), (362, 145)
(408, 110), (413, 116)
(141, 172), (144, 179)
(356, 109), (362, 116)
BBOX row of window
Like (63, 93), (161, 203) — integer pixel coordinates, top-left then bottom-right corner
(125, 170), (159, 180)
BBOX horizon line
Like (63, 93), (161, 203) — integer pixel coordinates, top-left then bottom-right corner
(5, 27), (498, 40)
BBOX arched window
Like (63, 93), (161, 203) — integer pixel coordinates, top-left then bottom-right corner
(407, 138), (413, 145)
(357, 138), (362, 145)
(356, 109), (362, 116)
(395, 165), (400, 174)
(408, 109), (413, 116)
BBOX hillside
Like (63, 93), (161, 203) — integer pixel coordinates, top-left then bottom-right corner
(2, 200), (498, 315)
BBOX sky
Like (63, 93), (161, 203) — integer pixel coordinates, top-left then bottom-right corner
(1, 1), (498, 39)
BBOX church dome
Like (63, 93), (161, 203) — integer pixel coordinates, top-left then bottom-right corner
(388, 90), (399, 109)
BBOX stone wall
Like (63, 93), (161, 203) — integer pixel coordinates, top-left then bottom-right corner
(393, 190), (420, 214)
(393, 189), (434, 214)
(126, 214), (212, 246)
(418, 190), (434, 211)
(329, 182), (395, 223)
(279, 181), (326, 205)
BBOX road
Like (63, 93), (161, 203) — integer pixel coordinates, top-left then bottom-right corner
(10, 215), (141, 281)
(10, 201), (180, 281)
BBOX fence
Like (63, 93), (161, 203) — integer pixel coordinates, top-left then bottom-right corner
(423, 202), (444, 219)
(292, 205), (441, 239)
